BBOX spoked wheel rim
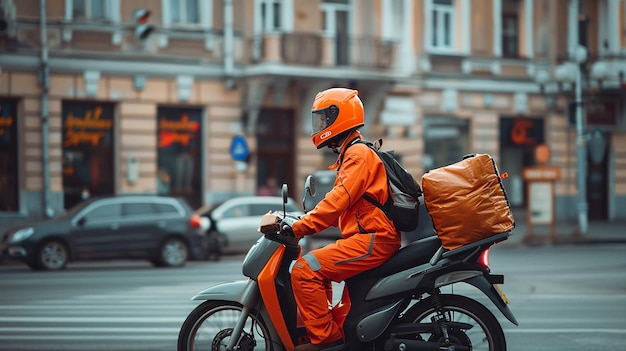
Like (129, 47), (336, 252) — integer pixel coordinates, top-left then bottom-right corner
(413, 307), (491, 350)
(186, 304), (271, 351)
(162, 239), (188, 266)
(40, 241), (68, 270)
(403, 295), (506, 351)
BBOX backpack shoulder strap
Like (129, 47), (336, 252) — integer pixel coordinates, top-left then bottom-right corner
(354, 139), (387, 209)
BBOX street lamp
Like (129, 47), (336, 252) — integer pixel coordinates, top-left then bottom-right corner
(553, 45), (589, 235)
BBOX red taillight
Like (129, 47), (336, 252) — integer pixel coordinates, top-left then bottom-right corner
(478, 248), (491, 268)
(189, 214), (202, 228)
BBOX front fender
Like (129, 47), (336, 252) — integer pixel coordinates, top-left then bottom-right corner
(466, 275), (518, 326)
(191, 279), (256, 305)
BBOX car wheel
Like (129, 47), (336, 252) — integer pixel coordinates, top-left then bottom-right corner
(35, 239), (69, 271)
(155, 237), (188, 267)
(206, 231), (224, 261)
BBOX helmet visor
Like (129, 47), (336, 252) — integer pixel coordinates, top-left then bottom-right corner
(311, 105), (339, 136)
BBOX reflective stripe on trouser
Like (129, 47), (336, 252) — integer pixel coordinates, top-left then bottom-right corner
(291, 233), (400, 345)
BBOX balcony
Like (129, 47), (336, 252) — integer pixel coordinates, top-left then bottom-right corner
(248, 32), (397, 70)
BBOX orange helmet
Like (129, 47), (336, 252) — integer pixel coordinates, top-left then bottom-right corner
(310, 88), (364, 149)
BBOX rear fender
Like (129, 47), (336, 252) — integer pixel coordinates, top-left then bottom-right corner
(191, 279), (260, 309)
(466, 275), (518, 326)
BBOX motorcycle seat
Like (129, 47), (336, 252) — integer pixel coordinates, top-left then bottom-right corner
(355, 235), (442, 280)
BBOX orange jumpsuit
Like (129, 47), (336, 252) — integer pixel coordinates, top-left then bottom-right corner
(291, 130), (401, 346)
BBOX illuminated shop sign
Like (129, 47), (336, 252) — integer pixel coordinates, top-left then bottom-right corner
(63, 104), (113, 148)
(500, 117), (544, 147)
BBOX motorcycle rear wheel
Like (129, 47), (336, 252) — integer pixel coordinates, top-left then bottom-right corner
(178, 300), (274, 351)
(400, 294), (506, 351)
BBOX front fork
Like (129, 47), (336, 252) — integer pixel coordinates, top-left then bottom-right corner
(225, 280), (262, 351)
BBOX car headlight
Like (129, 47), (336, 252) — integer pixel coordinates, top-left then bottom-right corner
(10, 227), (34, 243)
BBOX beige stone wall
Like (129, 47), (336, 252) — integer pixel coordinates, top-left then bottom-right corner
(471, 0), (494, 57)
(2, 70), (244, 200)
(615, 134), (626, 195)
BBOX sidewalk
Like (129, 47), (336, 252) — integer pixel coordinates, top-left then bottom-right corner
(502, 208), (626, 247)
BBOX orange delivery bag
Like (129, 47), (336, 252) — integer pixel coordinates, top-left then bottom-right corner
(421, 154), (514, 250)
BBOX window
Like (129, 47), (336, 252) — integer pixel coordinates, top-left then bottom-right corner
(157, 107), (203, 209)
(84, 203), (122, 222)
(62, 101), (115, 210)
(431, 0), (454, 50)
(154, 203), (180, 215)
(124, 203), (154, 216)
(259, 0), (282, 32)
(423, 116), (469, 172)
(170, 0), (199, 24)
(502, 0), (519, 57)
(250, 204), (278, 216)
(72, 0), (106, 19)
(222, 204), (249, 218)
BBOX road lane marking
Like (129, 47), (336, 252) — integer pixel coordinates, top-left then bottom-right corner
(504, 328), (626, 334)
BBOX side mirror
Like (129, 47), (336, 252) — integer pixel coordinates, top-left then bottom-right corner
(281, 184), (288, 216)
(303, 175), (315, 213)
(304, 175), (316, 197)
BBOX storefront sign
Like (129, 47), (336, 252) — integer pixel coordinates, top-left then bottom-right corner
(568, 99), (618, 127)
(63, 105), (113, 147)
(523, 166), (561, 181)
(158, 113), (200, 147)
(500, 117), (544, 147)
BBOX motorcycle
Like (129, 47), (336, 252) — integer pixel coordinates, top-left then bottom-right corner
(178, 176), (518, 351)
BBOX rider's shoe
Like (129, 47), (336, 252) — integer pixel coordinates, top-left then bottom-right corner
(294, 339), (343, 351)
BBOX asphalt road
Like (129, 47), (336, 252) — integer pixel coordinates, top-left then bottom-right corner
(0, 243), (624, 351)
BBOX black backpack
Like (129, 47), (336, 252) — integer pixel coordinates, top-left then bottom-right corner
(349, 139), (422, 232)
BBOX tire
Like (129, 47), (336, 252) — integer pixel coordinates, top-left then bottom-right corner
(35, 239), (69, 271)
(177, 301), (274, 351)
(400, 294), (507, 351)
(155, 237), (188, 267)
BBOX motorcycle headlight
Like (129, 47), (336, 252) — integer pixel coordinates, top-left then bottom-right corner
(10, 227), (34, 243)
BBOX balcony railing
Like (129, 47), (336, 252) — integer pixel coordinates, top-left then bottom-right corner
(250, 32), (397, 70)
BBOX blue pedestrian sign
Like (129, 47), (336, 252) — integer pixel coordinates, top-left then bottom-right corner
(230, 134), (249, 161)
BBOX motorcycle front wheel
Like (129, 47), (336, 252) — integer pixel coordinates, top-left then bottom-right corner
(400, 294), (507, 351)
(178, 300), (274, 351)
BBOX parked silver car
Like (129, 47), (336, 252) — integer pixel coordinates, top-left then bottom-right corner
(195, 196), (303, 256)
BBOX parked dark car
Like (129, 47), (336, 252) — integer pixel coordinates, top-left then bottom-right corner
(0, 194), (207, 270)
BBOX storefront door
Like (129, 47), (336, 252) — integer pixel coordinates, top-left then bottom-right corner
(587, 130), (610, 220)
(0, 99), (18, 212)
(256, 108), (294, 192)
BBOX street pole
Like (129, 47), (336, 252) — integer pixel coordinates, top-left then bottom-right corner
(574, 50), (588, 235)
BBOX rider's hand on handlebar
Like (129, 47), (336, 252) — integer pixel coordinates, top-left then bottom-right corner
(258, 212), (300, 236)
(279, 212), (300, 237)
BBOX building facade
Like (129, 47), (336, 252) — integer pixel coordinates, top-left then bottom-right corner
(1, 0), (625, 231)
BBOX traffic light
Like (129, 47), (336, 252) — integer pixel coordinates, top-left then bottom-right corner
(134, 9), (154, 41)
